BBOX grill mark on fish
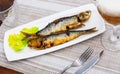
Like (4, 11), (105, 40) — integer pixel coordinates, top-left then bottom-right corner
(53, 19), (60, 24)
(66, 31), (70, 36)
(77, 16), (82, 22)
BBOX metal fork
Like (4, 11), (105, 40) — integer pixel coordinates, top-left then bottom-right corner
(59, 47), (94, 74)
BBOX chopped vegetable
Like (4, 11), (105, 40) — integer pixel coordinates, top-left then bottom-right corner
(8, 26), (39, 52)
(8, 33), (27, 52)
(21, 26), (39, 34)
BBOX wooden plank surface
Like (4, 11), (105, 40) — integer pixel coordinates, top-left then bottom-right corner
(0, 0), (120, 74)
(0, 66), (22, 74)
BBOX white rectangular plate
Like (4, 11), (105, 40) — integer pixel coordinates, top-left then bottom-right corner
(4, 4), (105, 61)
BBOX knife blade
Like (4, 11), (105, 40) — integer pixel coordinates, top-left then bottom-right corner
(75, 50), (104, 74)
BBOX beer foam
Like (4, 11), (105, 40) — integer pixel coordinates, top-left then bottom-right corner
(97, 0), (120, 16)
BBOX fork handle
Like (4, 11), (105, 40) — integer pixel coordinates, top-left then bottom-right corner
(59, 65), (71, 74)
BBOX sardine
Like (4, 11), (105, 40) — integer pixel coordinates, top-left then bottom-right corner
(28, 27), (97, 50)
(36, 10), (91, 36)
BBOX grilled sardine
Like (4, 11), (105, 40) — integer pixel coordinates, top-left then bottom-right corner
(28, 27), (97, 49)
(36, 10), (91, 36)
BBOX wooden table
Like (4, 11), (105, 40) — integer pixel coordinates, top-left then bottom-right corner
(0, 66), (22, 74)
(0, 0), (120, 74)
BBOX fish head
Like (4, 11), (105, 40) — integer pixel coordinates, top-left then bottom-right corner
(78, 10), (91, 23)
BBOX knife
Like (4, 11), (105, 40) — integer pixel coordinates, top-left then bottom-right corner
(75, 50), (104, 74)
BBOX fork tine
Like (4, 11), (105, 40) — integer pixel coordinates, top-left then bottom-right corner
(80, 47), (93, 63)
(79, 47), (91, 59)
(80, 47), (92, 61)
(82, 48), (94, 62)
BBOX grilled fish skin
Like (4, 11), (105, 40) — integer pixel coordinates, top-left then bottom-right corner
(36, 10), (91, 36)
(28, 27), (97, 49)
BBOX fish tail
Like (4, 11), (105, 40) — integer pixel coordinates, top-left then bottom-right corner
(82, 27), (97, 34)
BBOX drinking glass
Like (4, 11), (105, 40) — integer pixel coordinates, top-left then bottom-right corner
(0, 0), (18, 27)
(96, 0), (120, 51)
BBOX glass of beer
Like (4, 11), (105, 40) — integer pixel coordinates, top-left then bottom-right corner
(96, 0), (120, 51)
(0, 0), (17, 26)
